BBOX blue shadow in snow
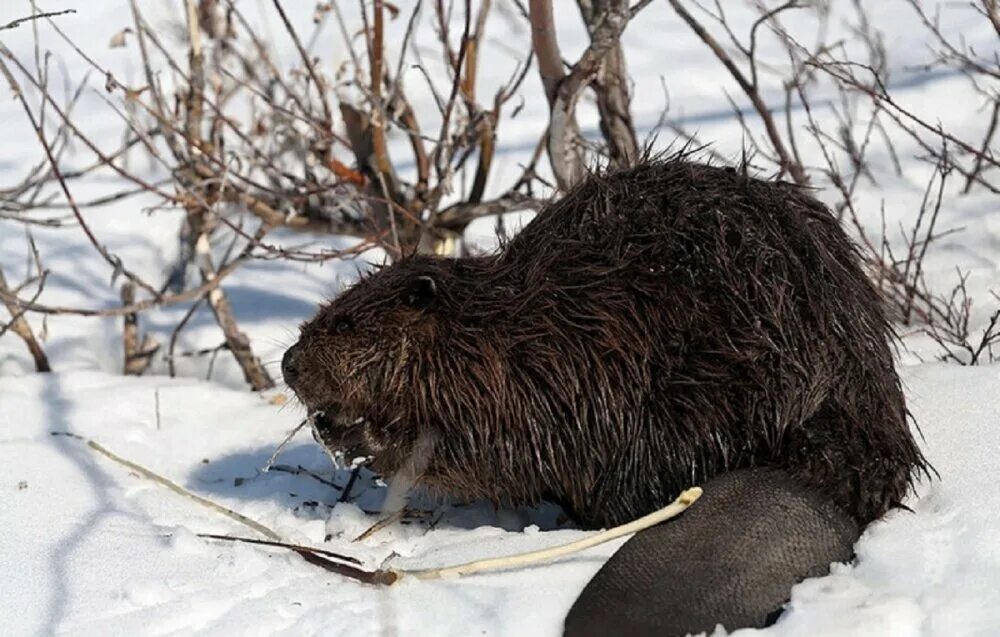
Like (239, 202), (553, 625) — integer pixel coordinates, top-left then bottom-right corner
(188, 442), (388, 514)
(42, 376), (147, 635)
(190, 442), (572, 532)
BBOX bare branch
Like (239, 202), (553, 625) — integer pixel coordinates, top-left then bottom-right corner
(121, 283), (160, 376)
(666, 0), (808, 185)
(0, 9), (75, 32)
(0, 264), (51, 372)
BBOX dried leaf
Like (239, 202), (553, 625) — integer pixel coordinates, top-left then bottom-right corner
(109, 27), (132, 48)
(313, 2), (332, 24)
(329, 159), (367, 186)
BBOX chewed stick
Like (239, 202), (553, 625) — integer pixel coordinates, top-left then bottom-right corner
(53, 432), (282, 541)
(262, 416), (310, 472)
(395, 486), (703, 581)
(196, 533), (363, 564)
(66, 433), (702, 584)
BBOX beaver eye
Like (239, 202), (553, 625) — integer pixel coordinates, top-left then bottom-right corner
(404, 275), (437, 309)
(334, 317), (353, 334)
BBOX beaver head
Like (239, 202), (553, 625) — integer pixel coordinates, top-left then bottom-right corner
(282, 255), (490, 480)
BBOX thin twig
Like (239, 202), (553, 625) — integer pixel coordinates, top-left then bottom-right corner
(0, 264), (51, 372)
(54, 432), (280, 540)
(666, 0), (807, 184)
(0, 9), (75, 31)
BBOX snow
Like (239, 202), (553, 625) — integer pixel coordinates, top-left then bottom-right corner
(3, 365), (998, 636)
(1, 371), (610, 635)
(2, 1), (999, 636)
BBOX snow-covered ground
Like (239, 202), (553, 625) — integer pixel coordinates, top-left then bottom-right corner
(3, 364), (998, 636)
(2, 1), (999, 636)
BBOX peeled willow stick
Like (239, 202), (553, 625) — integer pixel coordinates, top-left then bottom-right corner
(396, 487), (703, 581)
(69, 433), (702, 584)
(55, 432), (281, 541)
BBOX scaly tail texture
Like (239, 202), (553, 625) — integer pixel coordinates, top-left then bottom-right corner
(564, 469), (859, 637)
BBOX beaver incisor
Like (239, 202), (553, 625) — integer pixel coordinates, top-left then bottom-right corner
(283, 157), (930, 635)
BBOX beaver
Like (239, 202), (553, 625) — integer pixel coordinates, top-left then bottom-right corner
(282, 157), (930, 635)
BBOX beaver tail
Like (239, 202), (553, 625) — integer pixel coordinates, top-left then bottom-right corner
(564, 469), (859, 637)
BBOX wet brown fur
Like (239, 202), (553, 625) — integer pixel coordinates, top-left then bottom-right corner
(284, 156), (930, 529)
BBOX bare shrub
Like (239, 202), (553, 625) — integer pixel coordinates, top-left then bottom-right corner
(1, 0), (999, 383)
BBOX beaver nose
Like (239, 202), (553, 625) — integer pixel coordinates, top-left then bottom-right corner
(282, 344), (301, 386)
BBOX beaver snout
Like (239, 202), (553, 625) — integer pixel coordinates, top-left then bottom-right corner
(281, 341), (343, 414)
(281, 343), (302, 386)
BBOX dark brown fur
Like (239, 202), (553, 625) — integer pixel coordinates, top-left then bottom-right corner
(283, 157), (929, 529)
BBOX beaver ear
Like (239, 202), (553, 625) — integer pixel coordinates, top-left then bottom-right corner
(404, 275), (437, 309)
